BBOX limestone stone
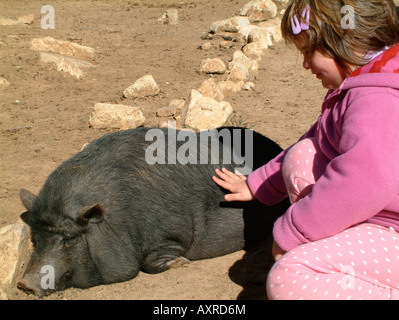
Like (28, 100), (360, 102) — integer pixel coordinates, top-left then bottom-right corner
(0, 14), (34, 26)
(198, 42), (212, 50)
(272, 0), (290, 9)
(239, 0), (277, 22)
(90, 103), (146, 129)
(227, 62), (251, 82)
(123, 75), (160, 98)
(158, 9), (179, 25)
(242, 41), (267, 60)
(199, 58), (226, 74)
(229, 50), (259, 74)
(184, 90), (233, 131)
(259, 17), (283, 42)
(0, 221), (31, 287)
(210, 16), (250, 33)
(197, 78), (225, 102)
(0, 77), (10, 87)
(17, 14), (34, 24)
(31, 37), (95, 61)
(40, 52), (96, 79)
(218, 80), (245, 96)
(0, 288), (7, 300)
(247, 26), (273, 49)
(0, 18), (19, 26)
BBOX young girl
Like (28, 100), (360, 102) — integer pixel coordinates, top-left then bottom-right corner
(213, 0), (399, 299)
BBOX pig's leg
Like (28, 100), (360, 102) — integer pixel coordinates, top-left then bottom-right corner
(142, 245), (190, 274)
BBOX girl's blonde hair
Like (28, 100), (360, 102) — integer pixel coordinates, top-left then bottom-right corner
(281, 0), (399, 68)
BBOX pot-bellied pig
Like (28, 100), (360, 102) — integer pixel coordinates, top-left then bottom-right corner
(18, 127), (288, 297)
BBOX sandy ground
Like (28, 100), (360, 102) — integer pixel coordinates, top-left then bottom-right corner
(0, 0), (324, 300)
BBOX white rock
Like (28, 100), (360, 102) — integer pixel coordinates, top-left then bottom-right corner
(227, 62), (251, 82)
(90, 103), (146, 129)
(0, 14), (34, 26)
(56, 59), (85, 78)
(242, 41), (267, 60)
(0, 221), (31, 287)
(239, 0), (277, 22)
(40, 52), (96, 79)
(31, 37), (95, 61)
(199, 58), (226, 74)
(237, 25), (260, 42)
(219, 41), (234, 49)
(210, 18), (229, 33)
(247, 27), (273, 49)
(210, 16), (250, 33)
(123, 75), (160, 98)
(0, 18), (19, 26)
(158, 9), (179, 25)
(17, 14), (34, 24)
(0, 288), (7, 300)
(198, 42), (212, 50)
(238, 24), (276, 48)
(242, 82), (255, 91)
(272, 0), (290, 9)
(218, 80), (245, 97)
(197, 78), (225, 102)
(259, 17), (283, 42)
(228, 16), (251, 32)
(0, 77), (10, 87)
(184, 90), (233, 131)
(229, 50), (259, 74)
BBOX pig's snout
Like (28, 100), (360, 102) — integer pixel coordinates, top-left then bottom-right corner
(17, 278), (49, 297)
(17, 267), (72, 297)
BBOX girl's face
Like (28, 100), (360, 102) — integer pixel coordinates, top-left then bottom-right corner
(295, 33), (356, 90)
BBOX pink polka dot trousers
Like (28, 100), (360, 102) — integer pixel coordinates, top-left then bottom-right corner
(267, 224), (399, 300)
(267, 138), (399, 300)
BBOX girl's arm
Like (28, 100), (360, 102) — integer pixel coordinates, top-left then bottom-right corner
(213, 122), (318, 203)
(274, 91), (399, 252)
(247, 122), (318, 205)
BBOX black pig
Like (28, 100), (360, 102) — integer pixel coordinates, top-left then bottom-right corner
(18, 127), (287, 297)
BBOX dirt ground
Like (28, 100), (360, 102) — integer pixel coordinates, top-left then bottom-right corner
(0, 0), (324, 300)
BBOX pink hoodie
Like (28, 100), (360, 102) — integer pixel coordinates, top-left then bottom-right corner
(247, 44), (399, 252)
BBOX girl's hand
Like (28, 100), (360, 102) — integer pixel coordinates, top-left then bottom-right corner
(272, 240), (286, 262)
(212, 168), (255, 202)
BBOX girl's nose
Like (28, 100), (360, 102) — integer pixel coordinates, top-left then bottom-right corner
(303, 58), (311, 70)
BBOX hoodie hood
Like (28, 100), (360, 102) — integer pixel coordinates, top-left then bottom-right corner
(341, 44), (399, 91)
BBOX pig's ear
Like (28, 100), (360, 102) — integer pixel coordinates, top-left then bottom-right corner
(20, 211), (32, 226)
(76, 204), (106, 225)
(20, 189), (37, 212)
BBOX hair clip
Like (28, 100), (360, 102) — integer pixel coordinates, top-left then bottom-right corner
(291, 4), (310, 35)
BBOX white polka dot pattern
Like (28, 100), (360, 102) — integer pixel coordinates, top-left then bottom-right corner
(267, 224), (399, 300)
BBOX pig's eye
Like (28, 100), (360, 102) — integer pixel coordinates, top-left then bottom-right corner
(62, 236), (78, 249)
